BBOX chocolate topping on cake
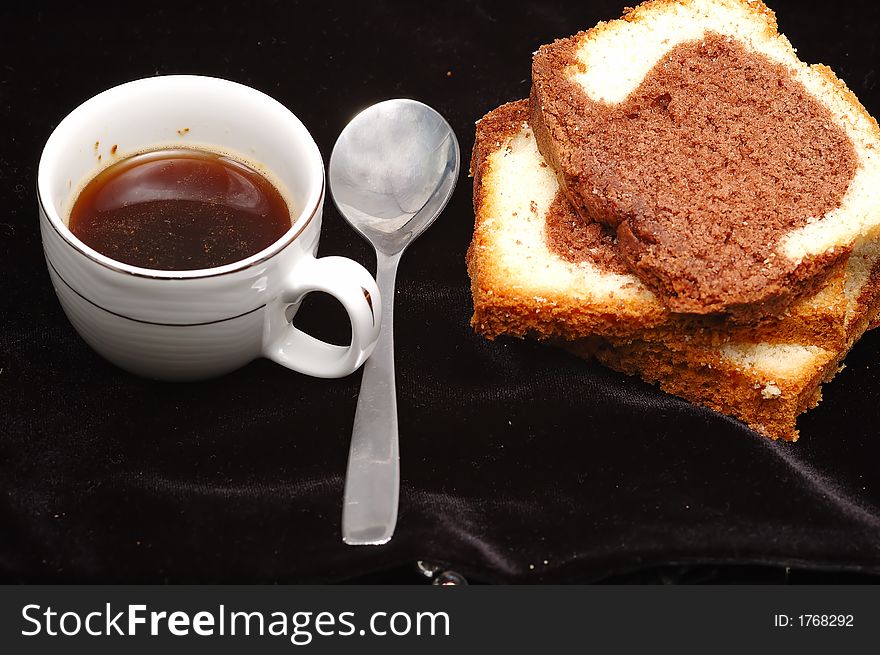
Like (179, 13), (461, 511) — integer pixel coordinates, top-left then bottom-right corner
(532, 32), (858, 315)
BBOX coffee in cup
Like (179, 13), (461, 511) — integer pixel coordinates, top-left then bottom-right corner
(69, 147), (292, 270)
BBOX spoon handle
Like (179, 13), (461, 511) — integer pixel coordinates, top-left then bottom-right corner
(342, 250), (402, 545)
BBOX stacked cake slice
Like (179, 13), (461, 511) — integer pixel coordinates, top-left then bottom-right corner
(466, 0), (880, 441)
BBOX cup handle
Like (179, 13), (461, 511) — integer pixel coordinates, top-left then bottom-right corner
(264, 255), (381, 378)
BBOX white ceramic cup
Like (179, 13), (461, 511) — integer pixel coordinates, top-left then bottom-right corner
(38, 75), (381, 381)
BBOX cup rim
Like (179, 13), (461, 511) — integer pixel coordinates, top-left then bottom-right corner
(37, 74), (324, 280)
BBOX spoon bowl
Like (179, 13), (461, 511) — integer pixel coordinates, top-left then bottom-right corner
(329, 99), (460, 545)
(330, 99), (459, 254)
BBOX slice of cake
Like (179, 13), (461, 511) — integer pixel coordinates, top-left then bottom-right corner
(530, 0), (880, 318)
(575, 253), (880, 441)
(468, 101), (857, 350)
(467, 100), (880, 440)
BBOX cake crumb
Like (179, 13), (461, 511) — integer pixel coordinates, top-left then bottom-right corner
(761, 382), (782, 399)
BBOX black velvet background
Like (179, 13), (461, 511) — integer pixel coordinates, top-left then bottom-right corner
(2, 0), (880, 584)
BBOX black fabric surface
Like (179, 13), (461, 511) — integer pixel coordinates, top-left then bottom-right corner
(2, 0), (880, 584)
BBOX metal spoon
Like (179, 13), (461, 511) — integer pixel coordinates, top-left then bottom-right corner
(329, 99), (460, 545)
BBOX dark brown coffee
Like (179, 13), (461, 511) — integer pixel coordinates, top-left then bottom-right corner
(69, 148), (292, 270)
